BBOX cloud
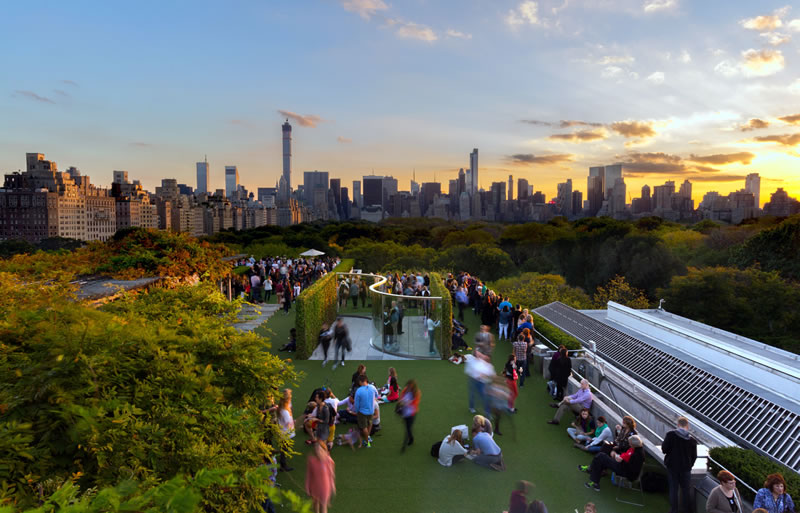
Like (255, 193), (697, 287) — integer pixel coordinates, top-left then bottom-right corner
(601, 66), (623, 78)
(760, 32), (791, 45)
(740, 14), (782, 31)
(791, 79), (800, 94)
(740, 118), (770, 131)
(687, 152), (755, 165)
(610, 120), (656, 138)
(445, 29), (472, 39)
(687, 174), (749, 182)
(337, 136), (353, 143)
(395, 21), (437, 41)
(519, 119), (602, 128)
(53, 89), (70, 97)
(679, 50), (692, 63)
(548, 128), (608, 142)
(741, 49), (785, 76)
(789, 19), (800, 31)
(507, 153), (574, 165)
(714, 60), (739, 77)
(14, 90), (55, 104)
(643, 0), (677, 13)
(778, 114), (800, 125)
(130, 142), (151, 147)
(61, 79), (78, 87)
(618, 152), (686, 174)
(646, 71), (665, 84)
(341, 0), (387, 20)
(506, 1), (544, 27)
(753, 133), (800, 146)
(278, 110), (325, 127)
(597, 55), (635, 65)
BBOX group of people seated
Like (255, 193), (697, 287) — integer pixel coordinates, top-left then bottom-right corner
(433, 414), (506, 471)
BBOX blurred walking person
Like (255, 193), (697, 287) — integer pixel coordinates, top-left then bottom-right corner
(305, 441), (335, 513)
(399, 379), (421, 452)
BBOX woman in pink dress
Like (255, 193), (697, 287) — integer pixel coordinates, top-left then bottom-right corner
(305, 442), (336, 513)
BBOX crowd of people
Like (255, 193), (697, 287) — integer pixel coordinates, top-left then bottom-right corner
(232, 255), (341, 316)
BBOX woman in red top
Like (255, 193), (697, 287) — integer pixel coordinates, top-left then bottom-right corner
(399, 379), (421, 452)
(504, 354), (519, 412)
(305, 441), (336, 513)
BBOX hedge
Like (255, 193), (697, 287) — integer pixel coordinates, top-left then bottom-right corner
(295, 259), (354, 359)
(532, 314), (583, 351)
(429, 271), (453, 359)
(708, 446), (799, 503)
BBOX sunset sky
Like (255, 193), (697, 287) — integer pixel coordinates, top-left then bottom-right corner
(1, 0), (799, 206)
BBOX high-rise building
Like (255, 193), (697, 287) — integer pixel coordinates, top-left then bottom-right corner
(518, 178), (529, 200)
(458, 169), (466, 197)
(282, 119), (292, 192)
(420, 182), (441, 215)
(410, 171), (420, 197)
(508, 175), (514, 201)
(587, 166), (604, 216)
(225, 166), (239, 198)
(362, 176), (384, 208)
(196, 158), (210, 195)
(469, 148), (479, 195)
(571, 190), (583, 216)
(745, 173), (761, 209)
(653, 181), (676, 211)
(489, 182), (506, 213)
(330, 178), (341, 218)
(352, 180), (362, 208)
(382, 176), (398, 206)
(113, 170), (129, 184)
(556, 179), (573, 216)
(604, 164), (622, 199)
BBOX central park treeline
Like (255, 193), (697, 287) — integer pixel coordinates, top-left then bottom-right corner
(205, 215), (800, 353)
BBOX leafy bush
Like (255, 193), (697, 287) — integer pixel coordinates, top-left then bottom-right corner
(295, 259), (354, 359)
(532, 314), (582, 351)
(428, 272), (453, 359)
(708, 446), (799, 503)
(733, 214), (800, 281)
(0, 275), (298, 511)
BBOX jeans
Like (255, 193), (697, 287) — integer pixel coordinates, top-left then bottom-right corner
(553, 401), (583, 423)
(403, 415), (415, 447)
(458, 302), (465, 321)
(499, 323), (508, 340)
(336, 341), (346, 364)
(567, 428), (592, 443)
(518, 360), (528, 387)
(468, 378), (489, 414)
(668, 469), (692, 513)
(590, 453), (623, 484)
(429, 331), (436, 353)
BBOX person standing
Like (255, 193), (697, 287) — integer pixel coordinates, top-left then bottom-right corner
(662, 416), (698, 513)
(319, 323), (332, 367)
(263, 275), (273, 303)
(396, 300), (405, 335)
(332, 318), (349, 369)
(474, 325), (495, 359)
(426, 315), (441, 355)
(465, 352), (494, 415)
(512, 335), (528, 388)
(399, 379), (421, 452)
(548, 347), (572, 401)
(354, 374), (375, 448)
(455, 286), (468, 321)
(503, 354), (519, 412)
(283, 280), (293, 314)
(305, 441), (336, 513)
(349, 279), (359, 309)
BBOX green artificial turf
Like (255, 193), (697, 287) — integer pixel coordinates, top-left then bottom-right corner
(254, 306), (671, 513)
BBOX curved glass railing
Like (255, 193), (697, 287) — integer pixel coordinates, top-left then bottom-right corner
(335, 272), (443, 359)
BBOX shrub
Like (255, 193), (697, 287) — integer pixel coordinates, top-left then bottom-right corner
(428, 272), (453, 359)
(295, 259), (354, 359)
(532, 314), (582, 351)
(708, 446), (800, 503)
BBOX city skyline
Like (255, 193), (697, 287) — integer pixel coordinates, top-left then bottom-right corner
(2, 1), (799, 205)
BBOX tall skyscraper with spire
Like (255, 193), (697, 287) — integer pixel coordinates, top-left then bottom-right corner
(282, 119), (292, 192)
(469, 148), (479, 195)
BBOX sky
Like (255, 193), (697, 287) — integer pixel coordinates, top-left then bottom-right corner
(1, 0), (799, 207)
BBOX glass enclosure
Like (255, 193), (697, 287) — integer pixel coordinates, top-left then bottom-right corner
(336, 272), (443, 359)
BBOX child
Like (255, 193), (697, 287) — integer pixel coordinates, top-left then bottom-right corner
(280, 328), (297, 352)
(335, 427), (360, 451)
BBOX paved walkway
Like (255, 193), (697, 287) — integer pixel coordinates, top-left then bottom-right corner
(233, 303), (281, 332)
(308, 317), (410, 361)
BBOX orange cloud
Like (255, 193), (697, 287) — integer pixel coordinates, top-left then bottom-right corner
(753, 133), (800, 146)
(740, 14), (782, 31)
(548, 128), (607, 142)
(507, 153), (574, 165)
(778, 114), (800, 125)
(740, 118), (770, 131)
(687, 152), (755, 165)
(610, 121), (656, 138)
(740, 49), (785, 76)
(278, 110), (325, 127)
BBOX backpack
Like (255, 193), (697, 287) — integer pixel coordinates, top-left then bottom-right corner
(431, 441), (442, 458)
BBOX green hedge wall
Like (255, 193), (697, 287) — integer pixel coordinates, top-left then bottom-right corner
(295, 259), (354, 359)
(429, 272), (453, 359)
(532, 314), (583, 351)
(708, 446), (799, 503)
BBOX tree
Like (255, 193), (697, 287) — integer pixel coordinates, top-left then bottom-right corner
(489, 272), (592, 310)
(733, 214), (800, 281)
(0, 276), (299, 510)
(593, 275), (650, 309)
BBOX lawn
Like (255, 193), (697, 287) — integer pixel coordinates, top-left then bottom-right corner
(254, 305), (670, 513)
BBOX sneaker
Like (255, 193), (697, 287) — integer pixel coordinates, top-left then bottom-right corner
(332, 362), (338, 370)
(584, 481), (600, 491)
(340, 361), (345, 367)
(489, 462), (505, 471)
(322, 359), (328, 367)
(469, 408), (477, 413)
(367, 436), (373, 443)
(578, 465), (589, 473)
(549, 403), (560, 408)
(547, 420), (559, 425)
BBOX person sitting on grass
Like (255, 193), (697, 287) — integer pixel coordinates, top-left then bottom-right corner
(471, 414), (493, 438)
(580, 435), (645, 491)
(336, 392), (358, 424)
(380, 367), (399, 403)
(567, 408), (595, 445)
(437, 428), (468, 467)
(470, 423), (505, 471)
(334, 427), (360, 451)
(577, 416), (612, 453)
(279, 328), (297, 352)
(547, 379), (593, 426)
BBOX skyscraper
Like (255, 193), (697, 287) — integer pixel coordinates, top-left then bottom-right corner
(352, 180), (362, 209)
(196, 158), (210, 195)
(745, 173), (761, 209)
(225, 166), (239, 198)
(587, 166), (604, 216)
(469, 148), (479, 195)
(363, 176), (384, 208)
(604, 164), (622, 199)
(517, 178), (529, 200)
(556, 179), (573, 216)
(282, 120), (292, 192)
(508, 175), (514, 201)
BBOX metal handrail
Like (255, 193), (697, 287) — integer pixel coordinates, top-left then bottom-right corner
(706, 455), (759, 496)
(336, 272), (443, 301)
